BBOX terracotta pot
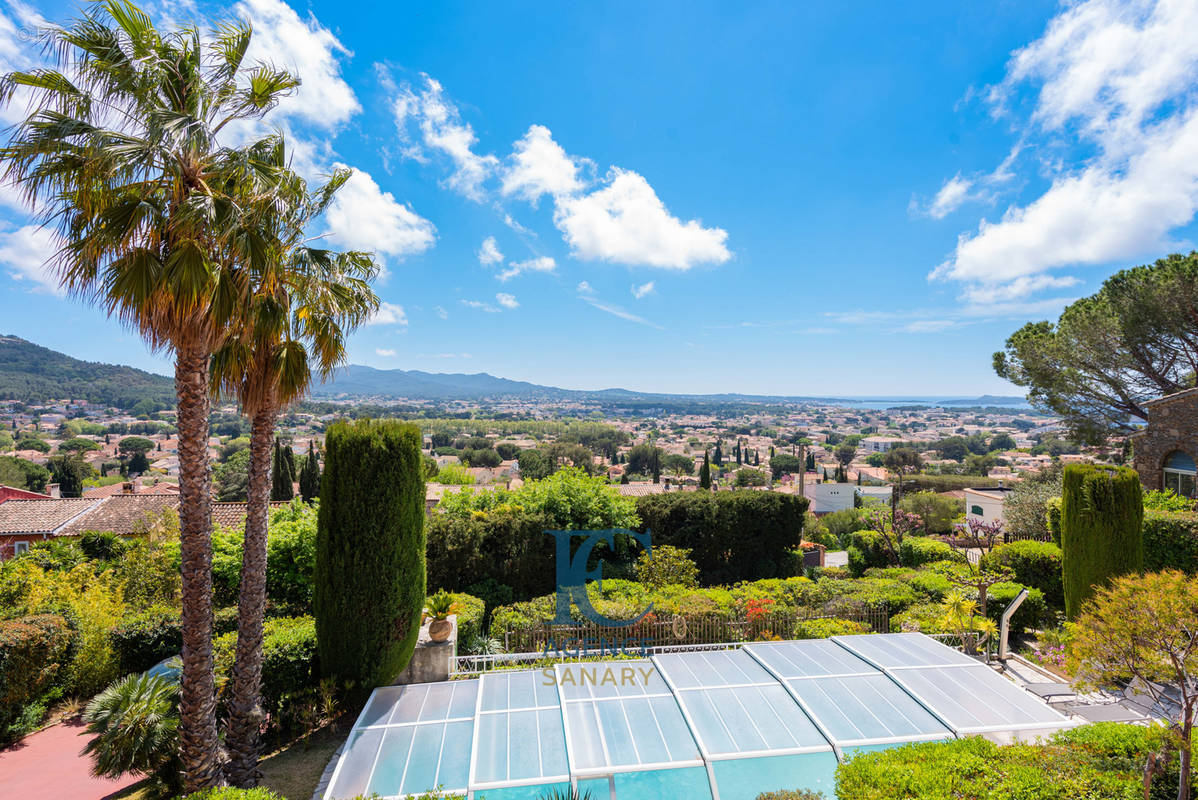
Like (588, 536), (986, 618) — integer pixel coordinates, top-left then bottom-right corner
(428, 618), (452, 643)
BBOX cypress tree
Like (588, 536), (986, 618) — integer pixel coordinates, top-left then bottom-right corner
(713, 441), (723, 466)
(299, 441), (321, 503)
(271, 440), (295, 501)
(315, 419), (426, 694)
(806, 452), (816, 471)
(1061, 464), (1143, 619)
(699, 451), (711, 490)
(753, 450), (760, 466)
(284, 445), (297, 485)
(735, 442), (742, 465)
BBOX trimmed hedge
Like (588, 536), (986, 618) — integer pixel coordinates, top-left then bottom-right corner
(982, 540), (1065, 610)
(635, 491), (808, 584)
(1061, 465), (1143, 619)
(448, 592), (485, 644)
(835, 722), (1183, 800)
(1143, 510), (1198, 573)
(216, 616), (317, 723)
(315, 419), (426, 693)
(0, 614), (73, 734)
(109, 606), (181, 675)
(899, 537), (965, 568)
(425, 509), (557, 603)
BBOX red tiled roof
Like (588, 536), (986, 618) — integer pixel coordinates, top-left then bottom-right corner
(211, 501), (291, 529)
(0, 499), (99, 534)
(59, 495), (181, 537)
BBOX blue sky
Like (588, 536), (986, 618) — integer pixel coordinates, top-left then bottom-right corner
(2, 0), (1197, 396)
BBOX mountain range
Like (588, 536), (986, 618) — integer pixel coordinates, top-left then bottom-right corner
(0, 336), (1029, 408)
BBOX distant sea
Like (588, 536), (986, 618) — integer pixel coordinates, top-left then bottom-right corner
(835, 397), (1034, 411)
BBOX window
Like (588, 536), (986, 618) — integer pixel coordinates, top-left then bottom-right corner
(970, 505), (984, 516)
(1163, 451), (1197, 499)
(13, 541), (29, 555)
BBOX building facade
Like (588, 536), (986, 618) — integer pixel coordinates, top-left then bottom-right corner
(1132, 388), (1198, 498)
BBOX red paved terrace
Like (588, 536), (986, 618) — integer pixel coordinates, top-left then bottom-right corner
(0, 719), (140, 799)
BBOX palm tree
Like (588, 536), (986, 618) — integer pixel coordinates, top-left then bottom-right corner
(212, 148), (378, 786)
(83, 672), (182, 796)
(0, 2), (298, 789)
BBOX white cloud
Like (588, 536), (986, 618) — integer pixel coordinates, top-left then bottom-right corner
(934, 0), (1198, 300)
(418, 352), (472, 358)
(920, 174), (975, 219)
(477, 236), (503, 266)
(902, 320), (958, 334)
(577, 281), (594, 295)
(393, 76), (499, 200)
(497, 256), (555, 281)
(0, 224), (60, 295)
(434, 305), (449, 319)
(375, 348), (397, 357)
(631, 281), (655, 299)
(576, 283), (662, 329)
(324, 165), (436, 269)
(462, 299), (500, 312)
(554, 168), (730, 269)
(235, 0), (360, 128)
(501, 124), (589, 204)
(495, 292), (519, 309)
(367, 302), (408, 327)
(462, 294), (519, 312)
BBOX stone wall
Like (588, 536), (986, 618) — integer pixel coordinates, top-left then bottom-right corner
(1132, 388), (1198, 491)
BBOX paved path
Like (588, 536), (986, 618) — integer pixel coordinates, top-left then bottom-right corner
(0, 719), (140, 800)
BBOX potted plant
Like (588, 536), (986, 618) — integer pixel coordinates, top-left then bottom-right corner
(426, 591), (456, 643)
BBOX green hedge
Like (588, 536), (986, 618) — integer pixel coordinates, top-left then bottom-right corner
(109, 606), (181, 675)
(987, 583), (1048, 632)
(982, 540), (1065, 610)
(447, 592), (485, 644)
(899, 537), (964, 568)
(315, 419), (426, 693)
(1143, 510), (1198, 573)
(425, 509), (557, 603)
(0, 614), (73, 735)
(835, 722), (1184, 800)
(216, 616), (317, 724)
(1061, 465), (1143, 619)
(635, 491), (808, 584)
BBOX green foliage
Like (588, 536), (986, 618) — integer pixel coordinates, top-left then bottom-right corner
(982, 540), (1064, 609)
(0, 455), (49, 491)
(214, 448), (251, 501)
(79, 531), (128, 561)
(434, 463), (476, 485)
(215, 616), (318, 727)
(898, 491), (962, 536)
(182, 790), (288, 800)
(633, 545), (700, 589)
(636, 491), (807, 584)
(1061, 465), (1143, 618)
(48, 453), (90, 497)
(316, 419), (426, 693)
(898, 537), (964, 568)
(0, 614), (73, 740)
(264, 500), (320, 613)
(58, 436), (101, 453)
(109, 606), (181, 675)
(1143, 510), (1198, 573)
(903, 473), (1001, 493)
(438, 467), (639, 530)
(0, 336), (175, 410)
(447, 592), (485, 644)
(735, 467), (767, 486)
(835, 723), (1171, 800)
(83, 672), (181, 795)
(117, 436), (155, 455)
(426, 508), (558, 602)
(1143, 488), (1196, 512)
(495, 442), (521, 460)
(987, 583), (1048, 631)
(792, 618), (870, 639)
(462, 447), (502, 468)
(1046, 495), (1063, 546)
(14, 435), (51, 453)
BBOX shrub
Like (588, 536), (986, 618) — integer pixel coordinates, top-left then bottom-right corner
(447, 593), (485, 644)
(756, 791), (826, 800)
(1143, 510), (1198, 573)
(183, 790), (287, 800)
(216, 616), (318, 725)
(1143, 489), (1197, 513)
(83, 672), (181, 795)
(0, 614), (73, 738)
(636, 491), (807, 584)
(315, 419), (426, 693)
(792, 618), (871, 639)
(633, 545), (700, 589)
(899, 537), (964, 568)
(1061, 465), (1143, 618)
(898, 491), (962, 536)
(836, 723), (1184, 800)
(264, 500), (318, 613)
(426, 508), (558, 601)
(109, 606), (181, 675)
(79, 531), (128, 561)
(986, 583), (1048, 632)
(982, 540), (1064, 610)
(1046, 496), (1063, 546)
(434, 463), (475, 485)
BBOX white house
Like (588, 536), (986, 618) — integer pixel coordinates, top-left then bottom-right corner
(808, 483), (893, 513)
(861, 436), (906, 453)
(964, 486), (1014, 526)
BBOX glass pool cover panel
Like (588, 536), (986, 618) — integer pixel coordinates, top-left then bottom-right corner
(472, 670), (569, 793)
(886, 664), (1071, 734)
(326, 680), (478, 799)
(744, 639), (951, 747)
(325, 636), (1072, 799)
(832, 632), (981, 669)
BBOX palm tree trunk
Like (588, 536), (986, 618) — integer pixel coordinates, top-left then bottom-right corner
(224, 401), (277, 787)
(176, 342), (223, 792)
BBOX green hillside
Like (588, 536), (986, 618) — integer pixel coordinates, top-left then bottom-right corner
(0, 335), (175, 410)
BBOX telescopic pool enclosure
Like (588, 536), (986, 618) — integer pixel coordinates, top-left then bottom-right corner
(322, 632), (1076, 800)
